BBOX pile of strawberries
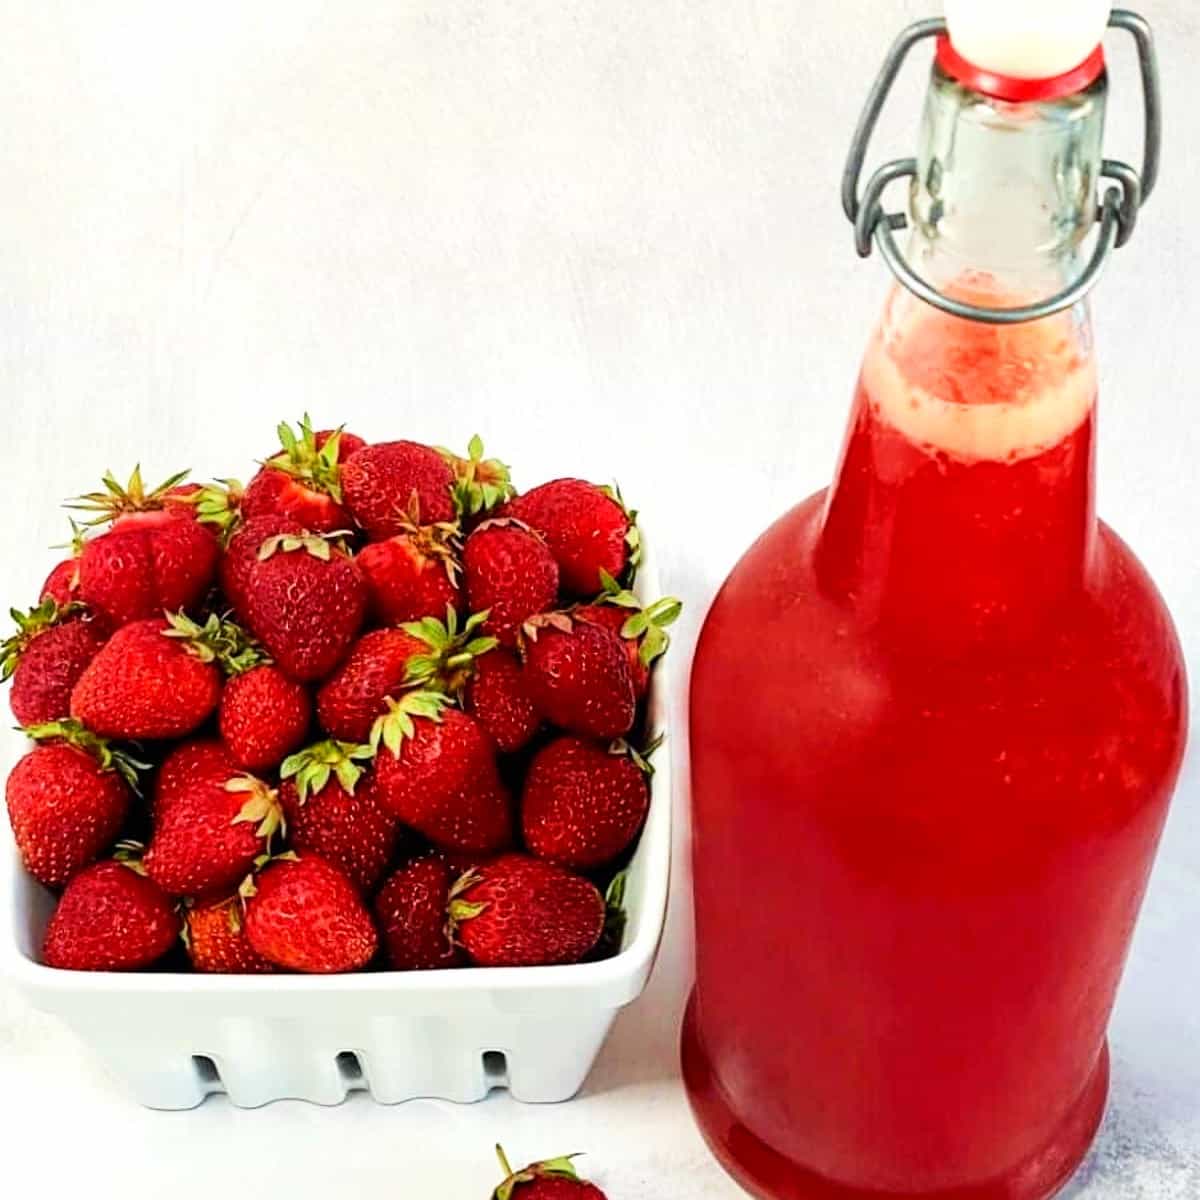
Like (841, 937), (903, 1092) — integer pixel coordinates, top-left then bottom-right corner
(3, 419), (679, 975)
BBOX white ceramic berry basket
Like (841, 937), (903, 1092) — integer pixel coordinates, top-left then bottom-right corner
(0, 554), (672, 1110)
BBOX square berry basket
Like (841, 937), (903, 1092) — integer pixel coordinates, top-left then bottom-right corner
(0, 553), (671, 1110)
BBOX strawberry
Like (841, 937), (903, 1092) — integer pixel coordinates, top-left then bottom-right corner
(69, 615), (224, 740)
(219, 665), (312, 772)
(341, 440), (456, 539)
(279, 740), (399, 892)
(502, 479), (639, 597)
(521, 737), (653, 869)
(370, 693), (512, 854)
(436, 435), (516, 520)
(574, 573), (681, 697)
(462, 519), (559, 647)
(243, 531), (366, 682)
(219, 512), (306, 622)
(464, 648), (541, 753)
(41, 559), (82, 608)
(316, 627), (428, 742)
(241, 416), (357, 533)
(492, 1148), (607, 1199)
(70, 464), (193, 525)
(521, 614), (636, 739)
(373, 855), (465, 970)
(144, 773), (284, 897)
(153, 739), (239, 821)
(356, 499), (463, 625)
(3, 599), (106, 726)
(448, 854), (604, 967)
(243, 853), (378, 973)
(5, 720), (142, 886)
(183, 893), (275, 974)
(42, 857), (179, 972)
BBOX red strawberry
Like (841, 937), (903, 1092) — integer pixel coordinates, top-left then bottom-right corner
(183, 894), (274, 974)
(341, 440), (456, 539)
(502, 479), (639, 597)
(5, 720), (141, 887)
(370, 693), (512, 854)
(373, 855), (465, 970)
(574, 576), (681, 698)
(521, 737), (653, 869)
(279, 740), (399, 892)
(449, 854), (604, 967)
(219, 665), (312, 772)
(241, 416), (357, 533)
(70, 615), (223, 740)
(316, 627), (428, 742)
(436, 435), (516, 520)
(463, 519), (559, 646)
(243, 531), (366, 682)
(464, 648), (541, 753)
(42, 858), (179, 972)
(492, 1148), (607, 1199)
(3, 600), (106, 726)
(219, 512), (306, 622)
(356, 503), (463, 626)
(144, 773), (284, 897)
(243, 853), (378, 973)
(521, 614), (636, 739)
(41, 561), (80, 608)
(154, 739), (239, 821)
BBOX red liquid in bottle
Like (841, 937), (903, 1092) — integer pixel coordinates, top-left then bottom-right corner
(685, 288), (1188, 1200)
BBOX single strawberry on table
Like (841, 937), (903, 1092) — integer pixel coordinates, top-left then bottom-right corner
(5, 719), (143, 887)
(41, 855), (180, 972)
(502, 478), (639, 597)
(243, 531), (366, 682)
(492, 1147), (607, 1199)
(279, 739), (400, 893)
(521, 613), (636, 740)
(449, 853), (605, 967)
(356, 497), (463, 625)
(341, 439), (457, 539)
(374, 854), (465, 971)
(183, 892), (275, 974)
(370, 691), (513, 854)
(3, 599), (106, 726)
(144, 772), (285, 898)
(436, 435), (516, 521)
(69, 614), (227, 740)
(240, 415), (360, 533)
(243, 852), (378, 973)
(522, 736), (655, 869)
(462, 518), (559, 647)
(464, 647), (541, 753)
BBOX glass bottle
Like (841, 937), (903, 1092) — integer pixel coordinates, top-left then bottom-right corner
(684, 17), (1187, 1200)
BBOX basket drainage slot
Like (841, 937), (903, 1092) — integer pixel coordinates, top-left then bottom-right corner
(482, 1051), (509, 1091)
(191, 1055), (222, 1093)
(336, 1051), (366, 1090)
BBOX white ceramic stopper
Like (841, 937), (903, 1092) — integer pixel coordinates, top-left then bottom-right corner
(944, 0), (1110, 79)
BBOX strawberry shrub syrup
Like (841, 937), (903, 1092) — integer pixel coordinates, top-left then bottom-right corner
(685, 12), (1186, 1200)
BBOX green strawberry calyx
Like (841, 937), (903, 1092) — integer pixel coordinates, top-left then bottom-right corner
(226, 776), (286, 848)
(178, 478), (244, 537)
(609, 732), (664, 778)
(1, 598), (86, 678)
(266, 414), (346, 502)
(445, 868), (489, 936)
(493, 1146), (584, 1200)
(369, 690), (452, 759)
(520, 610), (576, 644)
(236, 850), (300, 904)
(22, 719), (150, 792)
(595, 570), (682, 668)
(68, 464), (193, 527)
(161, 610), (270, 676)
(600, 481), (643, 584)
(437, 434), (516, 519)
(112, 839), (151, 876)
(256, 530), (345, 563)
(402, 607), (499, 696)
(390, 493), (464, 584)
(280, 739), (375, 803)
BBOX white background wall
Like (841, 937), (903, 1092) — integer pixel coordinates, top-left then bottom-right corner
(1, 2), (1197, 1196)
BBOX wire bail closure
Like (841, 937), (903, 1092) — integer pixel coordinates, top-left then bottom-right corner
(842, 9), (1162, 326)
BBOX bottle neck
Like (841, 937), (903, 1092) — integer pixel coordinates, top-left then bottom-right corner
(818, 71), (1107, 648)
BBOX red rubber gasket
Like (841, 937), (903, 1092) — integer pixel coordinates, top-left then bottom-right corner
(935, 35), (1106, 102)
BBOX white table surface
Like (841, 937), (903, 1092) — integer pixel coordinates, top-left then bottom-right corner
(1, 2), (1197, 1195)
